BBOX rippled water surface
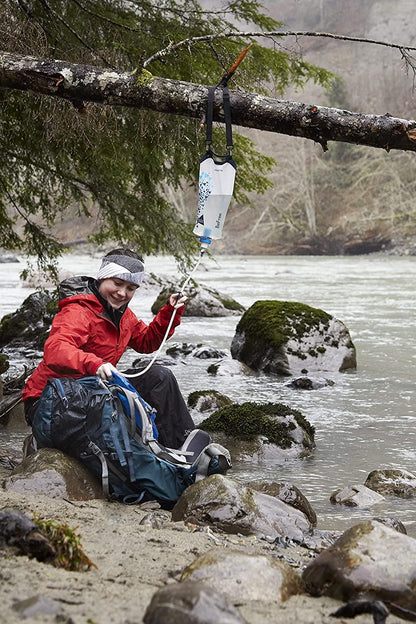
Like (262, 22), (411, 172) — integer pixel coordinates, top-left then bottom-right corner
(1, 253), (415, 535)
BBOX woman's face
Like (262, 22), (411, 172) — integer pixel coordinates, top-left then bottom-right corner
(98, 278), (137, 309)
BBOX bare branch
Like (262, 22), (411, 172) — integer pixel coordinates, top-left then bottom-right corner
(143, 29), (416, 68)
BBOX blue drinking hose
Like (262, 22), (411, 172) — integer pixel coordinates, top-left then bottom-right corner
(122, 244), (209, 379)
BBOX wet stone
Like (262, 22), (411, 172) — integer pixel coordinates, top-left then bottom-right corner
(0, 509), (55, 561)
(365, 468), (416, 498)
(187, 390), (233, 414)
(330, 484), (385, 508)
(249, 480), (317, 526)
(372, 517), (407, 534)
(172, 474), (313, 541)
(143, 580), (248, 624)
(199, 402), (315, 463)
(302, 519), (416, 616)
(4, 448), (104, 500)
(181, 548), (302, 604)
(152, 283), (245, 318)
(286, 376), (335, 390)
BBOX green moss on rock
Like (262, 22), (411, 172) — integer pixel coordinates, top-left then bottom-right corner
(187, 390), (232, 410)
(200, 402), (315, 448)
(217, 296), (245, 313)
(235, 300), (332, 353)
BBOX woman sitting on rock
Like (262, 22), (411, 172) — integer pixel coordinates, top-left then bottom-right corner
(22, 248), (195, 449)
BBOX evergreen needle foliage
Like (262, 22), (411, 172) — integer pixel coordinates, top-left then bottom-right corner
(1, 1), (331, 273)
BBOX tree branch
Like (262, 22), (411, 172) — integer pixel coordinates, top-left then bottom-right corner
(142, 29), (416, 68)
(1, 51), (416, 152)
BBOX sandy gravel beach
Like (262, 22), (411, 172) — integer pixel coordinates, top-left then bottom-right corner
(0, 479), (405, 624)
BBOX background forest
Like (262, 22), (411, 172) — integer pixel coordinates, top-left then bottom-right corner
(207, 0), (416, 255)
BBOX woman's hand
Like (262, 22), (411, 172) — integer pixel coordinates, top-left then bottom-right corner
(96, 362), (118, 380)
(169, 293), (188, 309)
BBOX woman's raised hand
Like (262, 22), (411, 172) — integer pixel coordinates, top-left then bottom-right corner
(96, 362), (118, 380)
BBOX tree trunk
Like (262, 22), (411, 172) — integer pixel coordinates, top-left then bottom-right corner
(1, 51), (416, 152)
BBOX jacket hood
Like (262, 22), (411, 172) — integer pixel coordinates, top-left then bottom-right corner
(58, 275), (96, 301)
(57, 275), (127, 327)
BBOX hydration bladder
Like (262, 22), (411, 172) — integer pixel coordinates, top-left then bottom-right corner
(193, 85), (237, 249)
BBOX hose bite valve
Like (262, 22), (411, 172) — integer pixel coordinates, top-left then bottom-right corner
(199, 236), (211, 255)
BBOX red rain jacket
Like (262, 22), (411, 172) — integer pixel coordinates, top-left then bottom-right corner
(22, 276), (183, 400)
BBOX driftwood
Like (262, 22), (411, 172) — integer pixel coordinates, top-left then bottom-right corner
(1, 51), (416, 152)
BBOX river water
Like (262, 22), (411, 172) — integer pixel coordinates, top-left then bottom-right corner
(1, 252), (415, 536)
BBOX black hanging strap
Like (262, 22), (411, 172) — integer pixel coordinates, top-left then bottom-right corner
(222, 85), (233, 153)
(205, 85), (233, 156)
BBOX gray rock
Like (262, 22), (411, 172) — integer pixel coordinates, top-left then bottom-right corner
(4, 448), (104, 500)
(166, 343), (227, 360)
(302, 520), (416, 616)
(230, 300), (356, 376)
(144, 580), (248, 624)
(0, 290), (57, 350)
(249, 481), (317, 526)
(187, 390), (233, 414)
(301, 529), (343, 552)
(286, 376), (335, 390)
(192, 346), (228, 359)
(206, 358), (254, 377)
(0, 509), (55, 561)
(365, 468), (416, 498)
(166, 342), (199, 357)
(200, 402), (315, 463)
(131, 354), (178, 368)
(181, 548), (302, 603)
(211, 432), (315, 463)
(13, 595), (63, 619)
(330, 484), (385, 508)
(152, 284), (245, 318)
(372, 517), (407, 534)
(172, 474), (313, 541)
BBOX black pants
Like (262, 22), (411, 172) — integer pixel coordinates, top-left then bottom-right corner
(123, 365), (195, 449)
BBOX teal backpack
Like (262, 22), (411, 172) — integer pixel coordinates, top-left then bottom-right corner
(32, 373), (231, 508)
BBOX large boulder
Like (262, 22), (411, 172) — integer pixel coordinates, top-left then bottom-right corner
(152, 282), (245, 317)
(302, 520), (416, 617)
(3, 448), (104, 500)
(199, 401), (315, 462)
(0, 290), (57, 351)
(172, 474), (314, 541)
(231, 300), (356, 376)
(181, 549), (302, 604)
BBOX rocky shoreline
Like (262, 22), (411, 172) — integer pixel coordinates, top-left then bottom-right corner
(0, 483), (406, 624)
(2, 451), (416, 624)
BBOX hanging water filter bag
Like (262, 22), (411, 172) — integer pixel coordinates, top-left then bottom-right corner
(193, 85), (237, 244)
